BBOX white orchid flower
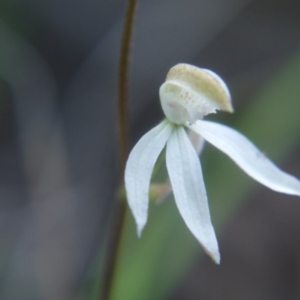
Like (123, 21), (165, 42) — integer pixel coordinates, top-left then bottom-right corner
(125, 63), (300, 264)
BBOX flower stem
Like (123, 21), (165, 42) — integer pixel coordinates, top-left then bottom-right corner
(118, 0), (138, 170)
(101, 0), (138, 299)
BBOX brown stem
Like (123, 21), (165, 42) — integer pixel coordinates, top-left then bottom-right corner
(101, 0), (138, 299)
(118, 0), (137, 171)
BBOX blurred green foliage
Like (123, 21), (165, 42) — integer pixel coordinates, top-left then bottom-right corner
(0, 0), (33, 36)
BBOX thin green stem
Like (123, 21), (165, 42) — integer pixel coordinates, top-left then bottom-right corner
(101, 0), (138, 299)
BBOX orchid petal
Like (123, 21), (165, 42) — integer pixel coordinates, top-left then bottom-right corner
(189, 120), (300, 196)
(166, 126), (220, 263)
(188, 128), (205, 155)
(125, 120), (173, 236)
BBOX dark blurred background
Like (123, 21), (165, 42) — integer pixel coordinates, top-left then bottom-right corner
(0, 0), (300, 299)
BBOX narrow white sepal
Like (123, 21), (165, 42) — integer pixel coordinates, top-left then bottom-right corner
(188, 128), (205, 155)
(166, 126), (220, 264)
(189, 120), (300, 196)
(125, 120), (173, 236)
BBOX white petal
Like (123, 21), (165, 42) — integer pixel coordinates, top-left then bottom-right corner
(188, 128), (205, 155)
(189, 120), (300, 196)
(125, 120), (173, 236)
(166, 126), (220, 263)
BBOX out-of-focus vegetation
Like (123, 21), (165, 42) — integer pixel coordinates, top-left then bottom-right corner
(0, 1), (299, 299)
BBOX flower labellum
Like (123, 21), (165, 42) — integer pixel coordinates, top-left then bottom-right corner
(160, 64), (233, 125)
(125, 63), (300, 264)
